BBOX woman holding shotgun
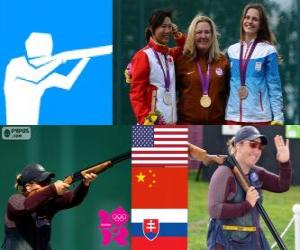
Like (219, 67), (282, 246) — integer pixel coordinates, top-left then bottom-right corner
(207, 126), (291, 250)
(2, 163), (96, 250)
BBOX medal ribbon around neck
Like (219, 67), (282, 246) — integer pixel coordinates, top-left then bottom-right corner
(239, 39), (258, 87)
(151, 47), (171, 92)
(196, 62), (210, 96)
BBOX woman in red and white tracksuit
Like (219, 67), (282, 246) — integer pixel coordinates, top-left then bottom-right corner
(129, 9), (185, 124)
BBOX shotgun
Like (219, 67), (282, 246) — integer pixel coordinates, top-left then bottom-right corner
(189, 143), (287, 249)
(225, 155), (287, 250)
(28, 45), (113, 66)
(63, 151), (131, 185)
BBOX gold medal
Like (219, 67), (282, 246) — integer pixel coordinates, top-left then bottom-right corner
(238, 85), (248, 100)
(163, 92), (172, 106)
(200, 95), (211, 108)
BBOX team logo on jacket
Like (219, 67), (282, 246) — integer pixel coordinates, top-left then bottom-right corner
(249, 171), (262, 189)
(255, 62), (262, 72)
(215, 67), (224, 76)
(143, 219), (160, 241)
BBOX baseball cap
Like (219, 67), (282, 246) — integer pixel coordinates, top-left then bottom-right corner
(234, 126), (268, 145)
(18, 163), (55, 186)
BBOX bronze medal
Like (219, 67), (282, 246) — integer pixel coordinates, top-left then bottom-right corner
(163, 92), (172, 106)
(200, 95), (211, 108)
(238, 86), (248, 100)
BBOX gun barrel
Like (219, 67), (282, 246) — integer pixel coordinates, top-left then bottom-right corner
(58, 45), (112, 61)
(28, 45), (113, 66)
(63, 151), (131, 185)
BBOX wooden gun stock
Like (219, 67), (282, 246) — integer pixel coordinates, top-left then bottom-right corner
(63, 151), (131, 185)
(231, 166), (250, 192)
(188, 143), (226, 166)
(226, 155), (287, 250)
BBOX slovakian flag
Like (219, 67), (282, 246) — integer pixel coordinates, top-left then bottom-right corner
(131, 126), (188, 250)
(131, 209), (188, 249)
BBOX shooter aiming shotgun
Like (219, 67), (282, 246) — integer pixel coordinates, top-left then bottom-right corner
(2, 151), (131, 250)
(189, 126), (291, 249)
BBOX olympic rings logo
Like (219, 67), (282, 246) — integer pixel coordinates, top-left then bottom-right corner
(112, 213), (128, 222)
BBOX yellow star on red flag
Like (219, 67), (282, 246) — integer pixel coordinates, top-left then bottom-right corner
(136, 172), (146, 182)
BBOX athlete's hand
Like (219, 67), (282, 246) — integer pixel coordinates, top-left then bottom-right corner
(54, 180), (70, 195)
(274, 135), (290, 163)
(171, 23), (181, 38)
(83, 173), (97, 186)
(246, 186), (259, 207)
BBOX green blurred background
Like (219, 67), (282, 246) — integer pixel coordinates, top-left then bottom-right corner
(0, 126), (131, 250)
(114, 0), (300, 124)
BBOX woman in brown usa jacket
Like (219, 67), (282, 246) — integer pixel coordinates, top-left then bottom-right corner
(175, 15), (230, 124)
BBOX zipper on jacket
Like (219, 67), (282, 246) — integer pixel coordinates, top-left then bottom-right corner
(259, 91), (264, 111)
(239, 100), (243, 122)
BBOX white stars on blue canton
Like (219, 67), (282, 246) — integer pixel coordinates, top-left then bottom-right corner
(132, 126), (154, 147)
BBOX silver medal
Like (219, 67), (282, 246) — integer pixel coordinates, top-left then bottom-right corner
(163, 92), (172, 106)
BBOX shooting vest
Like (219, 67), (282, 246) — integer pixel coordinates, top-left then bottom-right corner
(207, 169), (271, 250)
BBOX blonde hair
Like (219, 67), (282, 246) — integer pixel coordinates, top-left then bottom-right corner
(227, 137), (237, 155)
(15, 174), (25, 193)
(183, 15), (221, 63)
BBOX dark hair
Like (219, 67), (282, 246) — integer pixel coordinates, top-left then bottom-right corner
(145, 9), (172, 42)
(240, 3), (276, 44)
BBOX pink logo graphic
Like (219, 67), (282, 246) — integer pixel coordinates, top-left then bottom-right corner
(143, 219), (160, 241)
(98, 206), (129, 247)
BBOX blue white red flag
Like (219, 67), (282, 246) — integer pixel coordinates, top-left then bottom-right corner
(131, 126), (189, 167)
(131, 126), (188, 250)
(131, 209), (187, 249)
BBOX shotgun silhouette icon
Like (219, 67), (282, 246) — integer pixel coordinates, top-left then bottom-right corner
(4, 32), (112, 125)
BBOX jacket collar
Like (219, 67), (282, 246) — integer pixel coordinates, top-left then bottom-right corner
(241, 38), (256, 46)
(148, 37), (169, 54)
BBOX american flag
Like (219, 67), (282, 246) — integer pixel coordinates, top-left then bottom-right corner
(131, 126), (189, 167)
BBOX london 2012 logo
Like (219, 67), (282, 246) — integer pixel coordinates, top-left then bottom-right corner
(98, 206), (129, 247)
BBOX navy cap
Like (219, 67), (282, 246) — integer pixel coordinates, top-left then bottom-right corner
(18, 163), (55, 186)
(234, 126), (268, 145)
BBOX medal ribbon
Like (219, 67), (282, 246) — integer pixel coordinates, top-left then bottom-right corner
(239, 40), (258, 86)
(151, 48), (171, 92)
(196, 62), (210, 96)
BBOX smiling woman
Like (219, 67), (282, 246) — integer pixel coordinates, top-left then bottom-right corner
(175, 15), (230, 124)
(207, 126), (291, 249)
(194, 22), (213, 53)
(225, 3), (284, 125)
(128, 9), (185, 125)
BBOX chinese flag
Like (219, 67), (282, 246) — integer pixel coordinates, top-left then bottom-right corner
(132, 167), (188, 208)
